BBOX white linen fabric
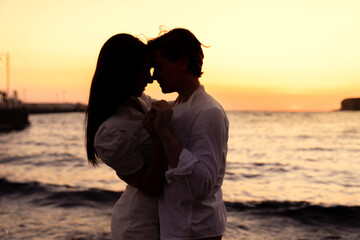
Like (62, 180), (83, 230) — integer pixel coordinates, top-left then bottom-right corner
(159, 85), (229, 240)
(94, 94), (159, 240)
(111, 185), (159, 240)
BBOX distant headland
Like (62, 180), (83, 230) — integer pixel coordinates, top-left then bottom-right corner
(340, 98), (360, 111)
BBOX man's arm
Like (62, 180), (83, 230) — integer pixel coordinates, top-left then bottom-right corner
(152, 101), (228, 199)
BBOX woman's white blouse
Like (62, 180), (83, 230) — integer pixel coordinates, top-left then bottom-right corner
(94, 94), (152, 176)
(93, 94), (159, 240)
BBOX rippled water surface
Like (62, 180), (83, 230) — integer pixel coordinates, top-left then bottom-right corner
(1, 111), (360, 239)
(224, 111), (360, 206)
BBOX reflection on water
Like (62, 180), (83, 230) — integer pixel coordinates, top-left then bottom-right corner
(1, 112), (360, 205)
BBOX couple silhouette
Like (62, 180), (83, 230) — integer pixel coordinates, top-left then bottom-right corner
(85, 28), (229, 240)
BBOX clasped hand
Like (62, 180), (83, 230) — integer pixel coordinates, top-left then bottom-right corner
(142, 100), (173, 138)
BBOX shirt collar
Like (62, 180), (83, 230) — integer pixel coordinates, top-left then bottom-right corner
(115, 104), (144, 120)
(174, 85), (205, 109)
(115, 94), (151, 118)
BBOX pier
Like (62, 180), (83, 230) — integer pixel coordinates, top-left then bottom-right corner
(24, 103), (87, 114)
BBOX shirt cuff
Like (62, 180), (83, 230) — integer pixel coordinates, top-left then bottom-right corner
(165, 148), (198, 183)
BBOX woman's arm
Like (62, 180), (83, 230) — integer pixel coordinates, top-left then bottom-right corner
(119, 137), (165, 197)
(94, 121), (165, 197)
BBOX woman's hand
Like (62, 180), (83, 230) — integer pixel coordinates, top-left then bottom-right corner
(150, 100), (182, 168)
(151, 100), (174, 139)
(142, 110), (156, 136)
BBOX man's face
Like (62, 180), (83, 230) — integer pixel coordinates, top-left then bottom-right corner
(151, 49), (182, 94)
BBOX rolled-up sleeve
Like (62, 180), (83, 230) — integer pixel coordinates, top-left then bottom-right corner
(165, 108), (228, 199)
(94, 125), (144, 176)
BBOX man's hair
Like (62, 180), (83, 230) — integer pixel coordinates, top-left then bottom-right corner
(148, 28), (204, 78)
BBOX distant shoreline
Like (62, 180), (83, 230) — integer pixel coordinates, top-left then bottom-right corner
(21, 99), (360, 114)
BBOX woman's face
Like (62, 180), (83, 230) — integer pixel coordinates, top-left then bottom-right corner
(132, 57), (153, 97)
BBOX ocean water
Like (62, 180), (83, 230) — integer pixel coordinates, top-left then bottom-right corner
(1, 111), (360, 240)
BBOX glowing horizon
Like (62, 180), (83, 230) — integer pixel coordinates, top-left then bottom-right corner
(0, 0), (359, 111)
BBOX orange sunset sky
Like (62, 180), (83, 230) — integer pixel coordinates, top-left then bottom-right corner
(0, 0), (359, 111)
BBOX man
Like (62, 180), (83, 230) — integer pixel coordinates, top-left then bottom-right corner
(146, 28), (229, 240)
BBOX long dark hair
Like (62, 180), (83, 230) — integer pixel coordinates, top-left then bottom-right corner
(85, 34), (147, 166)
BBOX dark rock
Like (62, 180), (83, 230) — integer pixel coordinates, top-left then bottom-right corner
(341, 98), (360, 111)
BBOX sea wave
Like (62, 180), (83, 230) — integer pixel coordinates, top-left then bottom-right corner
(0, 178), (120, 208)
(225, 201), (360, 228)
(2, 178), (360, 229)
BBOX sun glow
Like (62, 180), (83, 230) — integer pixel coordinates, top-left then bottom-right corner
(1, 0), (359, 111)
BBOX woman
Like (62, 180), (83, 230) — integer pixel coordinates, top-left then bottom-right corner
(85, 34), (164, 240)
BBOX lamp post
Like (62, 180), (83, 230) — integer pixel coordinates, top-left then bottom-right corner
(0, 52), (10, 96)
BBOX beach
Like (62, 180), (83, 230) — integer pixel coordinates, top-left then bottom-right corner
(1, 111), (360, 239)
